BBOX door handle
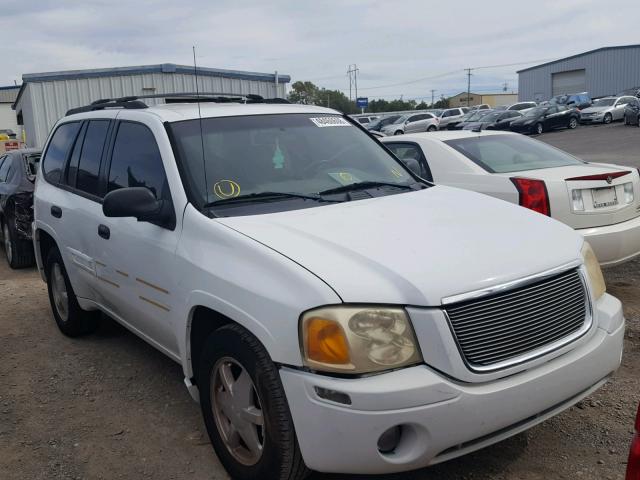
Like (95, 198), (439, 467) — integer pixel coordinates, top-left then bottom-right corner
(51, 205), (62, 218)
(98, 224), (110, 240)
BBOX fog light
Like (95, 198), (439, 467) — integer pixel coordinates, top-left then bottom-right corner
(377, 425), (402, 454)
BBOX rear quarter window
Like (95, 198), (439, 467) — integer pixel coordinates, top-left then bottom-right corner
(42, 122), (81, 185)
(443, 135), (584, 173)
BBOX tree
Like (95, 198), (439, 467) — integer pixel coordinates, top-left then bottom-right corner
(288, 80), (358, 114)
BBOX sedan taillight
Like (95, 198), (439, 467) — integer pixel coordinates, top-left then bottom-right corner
(510, 178), (550, 216)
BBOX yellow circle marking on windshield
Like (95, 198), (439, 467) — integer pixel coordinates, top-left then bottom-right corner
(338, 172), (354, 182)
(213, 180), (241, 199)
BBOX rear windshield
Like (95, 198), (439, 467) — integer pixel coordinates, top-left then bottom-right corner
(443, 134), (585, 173)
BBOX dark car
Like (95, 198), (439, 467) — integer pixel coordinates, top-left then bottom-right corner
(366, 114), (402, 132)
(624, 98), (640, 126)
(510, 105), (579, 135)
(550, 92), (592, 110)
(462, 110), (522, 131)
(448, 109), (493, 130)
(0, 148), (41, 268)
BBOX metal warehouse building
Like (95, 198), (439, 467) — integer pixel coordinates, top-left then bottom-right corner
(518, 44), (640, 102)
(12, 63), (290, 147)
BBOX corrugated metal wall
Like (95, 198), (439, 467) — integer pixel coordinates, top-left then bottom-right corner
(17, 72), (286, 147)
(518, 46), (640, 101)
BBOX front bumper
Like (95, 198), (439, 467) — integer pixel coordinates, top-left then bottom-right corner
(578, 214), (640, 266)
(280, 294), (624, 475)
(580, 115), (604, 124)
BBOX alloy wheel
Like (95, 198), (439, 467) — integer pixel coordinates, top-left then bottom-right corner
(51, 263), (69, 322)
(211, 357), (265, 466)
(569, 118), (577, 129)
(536, 123), (543, 134)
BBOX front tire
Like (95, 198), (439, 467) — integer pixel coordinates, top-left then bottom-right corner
(2, 216), (35, 269)
(427, 125), (437, 132)
(568, 117), (578, 129)
(394, 130), (403, 136)
(45, 247), (100, 337)
(533, 122), (543, 135)
(198, 324), (309, 480)
(603, 113), (612, 124)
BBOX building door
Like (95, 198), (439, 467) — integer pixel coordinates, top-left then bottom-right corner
(552, 70), (586, 96)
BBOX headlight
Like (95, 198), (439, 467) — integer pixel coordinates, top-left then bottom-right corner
(581, 242), (606, 300)
(300, 306), (422, 374)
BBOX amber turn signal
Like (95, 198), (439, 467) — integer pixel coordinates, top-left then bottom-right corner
(305, 317), (351, 365)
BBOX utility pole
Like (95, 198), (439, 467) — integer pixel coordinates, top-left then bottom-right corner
(465, 68), (472, 107)
(347, 64), (359, 103)
(430, 89), (436, 107)
(502, 81), (508, 92)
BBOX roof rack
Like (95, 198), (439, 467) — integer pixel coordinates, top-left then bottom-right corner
(65, 92), (290, 116)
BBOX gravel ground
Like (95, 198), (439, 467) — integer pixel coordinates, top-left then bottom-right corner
(1, 123), (639, 479)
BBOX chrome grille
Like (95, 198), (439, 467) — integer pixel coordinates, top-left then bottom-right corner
(445, 268), (588, 370)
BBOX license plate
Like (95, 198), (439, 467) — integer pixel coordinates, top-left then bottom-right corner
(592, 187), (618, 208)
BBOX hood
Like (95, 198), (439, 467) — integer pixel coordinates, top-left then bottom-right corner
(581, 106), (609, 114)
(218, 186), (582, 306)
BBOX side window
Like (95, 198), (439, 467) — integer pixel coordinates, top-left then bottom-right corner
(108, 122), (167, 200)
(75, 120), (110, 197)
(42, 122), (81, 185)
(385, 143), (433, 181)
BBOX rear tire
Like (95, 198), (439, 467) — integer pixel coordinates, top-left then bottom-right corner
(427, 125), (437, 132)
(394, 130), (403, 136)
(45, 247), (100, 337)
(198, 324), (309, 480)
(2, 215), (35, 269)
(533, 122), (543, 135)
(603, 113), (612, 124)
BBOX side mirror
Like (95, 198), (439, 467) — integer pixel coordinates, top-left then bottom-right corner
(400, 158), (421, 176)
(103, 187), (175, 230)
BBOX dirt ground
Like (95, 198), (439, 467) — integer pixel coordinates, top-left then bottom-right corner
(0, 255), (638, 480)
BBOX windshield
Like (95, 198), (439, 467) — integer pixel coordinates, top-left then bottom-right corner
(592, 98), (616, 107)
(479, 112), (501, 122)
(390, 115), (409, 125)
(370, 116), (400, 128)
(169, 113), (415, 211)
(467, 110), (492, 121)
(443, 134), (584, 173)
(524, 107), (549, 117)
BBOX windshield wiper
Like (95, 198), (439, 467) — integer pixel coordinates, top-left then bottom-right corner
(204, 191), (341, 208)
(319, 181), (415, 196)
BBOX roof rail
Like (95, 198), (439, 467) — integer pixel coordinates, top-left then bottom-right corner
(65, 92), (290, 116)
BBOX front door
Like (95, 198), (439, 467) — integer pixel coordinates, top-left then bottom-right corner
(92, 119), (182, 356)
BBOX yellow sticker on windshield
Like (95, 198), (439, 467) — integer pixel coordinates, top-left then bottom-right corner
(390, 167), (404, 178)
(213, 180), (241, 199)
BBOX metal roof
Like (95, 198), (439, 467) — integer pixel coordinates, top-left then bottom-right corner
(0, 85), (20, 103)
(517, 44), (640, 73)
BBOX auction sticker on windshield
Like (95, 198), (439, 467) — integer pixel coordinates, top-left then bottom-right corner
(310, 117), (352, 127)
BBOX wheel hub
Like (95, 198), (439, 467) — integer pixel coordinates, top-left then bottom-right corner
(211, 357), (265, 466)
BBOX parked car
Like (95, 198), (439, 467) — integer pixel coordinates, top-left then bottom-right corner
(437, 108), (467, 129)
(510, 105), (580, 134)
(618, 86), (640, 98)
(34, 95), (624, 479)
(627, 403), (640, 480)
(446, 110), (491, 130)
(366, 114), (402, 132)
(550, 92), (592, 110)
(353, 116), (378, 125)
(382, 130), (640, 266)
(0, 148), (40, 268)
(380, 112), (438, 135)
(507, 102), (537, 114)
(624, 98), (640, 126)
(580, 96), (637, 124)
(470, 104), (491, 111)
(462, 110), (522, 131)
(0, 129), (17, 139)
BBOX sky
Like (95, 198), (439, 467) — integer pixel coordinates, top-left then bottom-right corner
(2, 0), (639, 101)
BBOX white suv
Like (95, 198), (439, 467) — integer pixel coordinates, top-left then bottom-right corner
(33, 95), (624, 479)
